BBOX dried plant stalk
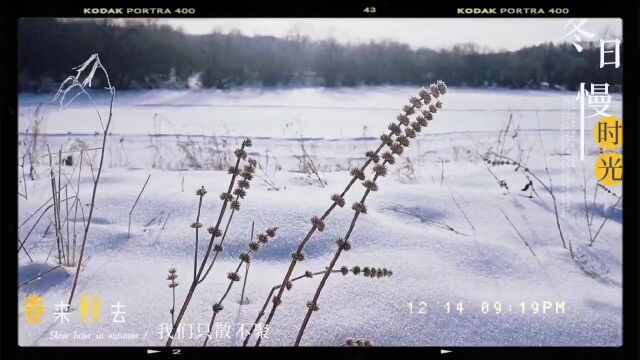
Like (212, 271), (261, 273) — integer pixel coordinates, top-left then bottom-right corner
(254, 81), (448, 346)
(293, 165), (384, 345)
(243, 265), (392, 346)
(128, 174), (151, 239)
(192, 186), (207, 281)
(343, 339), (374, 347)
(64, 54), (115, 307)
(196, 158), (257, 285)
(165, 139), (254, 347)
(167, 268), (178, 326)
(203, 225), (278, 346)
(239, 222), (255, 305)
(485, 152), (568, 253)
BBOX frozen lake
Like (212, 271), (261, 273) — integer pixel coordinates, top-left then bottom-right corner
(18, 86), (622, 139)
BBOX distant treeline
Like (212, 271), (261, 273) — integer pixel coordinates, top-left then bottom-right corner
(18, 18), (622, 92)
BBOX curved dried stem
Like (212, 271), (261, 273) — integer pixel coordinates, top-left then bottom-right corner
(293, 161), (385, 345)
(487, 151), (567, 252)
(243, 265), (390, 346)
(203, 225), (277, 346)
(165, 139), (251, 347)
(255, 82), (447, 346)
(67, 54), (115, 307)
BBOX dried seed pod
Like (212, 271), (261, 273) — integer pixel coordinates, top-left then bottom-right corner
(311, 216), (325, 231)
(409, 96), (422, 109)
(436, 80), (448, 94)
(331, 194), (346, 207)
(436, 101), (442, 109)
(373, 164), (388, 177)
(220, 192), (234, 202)
(416, 115), (428, 127)
(396, 135), (410, 147)
(380, 134), (393, 146)
(352, 266), (361, 275)
(423, 110), (433, 121)
(196, 186), (207, 196)
(243, 165), (256, 174)
(363, 180), (378, 191)
(191, 222), (203, 229)
(285, 280), (293, 290)
(430, 84), (440, 98)
(272, 296), (282, 306)
(429, 104), (438, 113)
(304, 270), (314, 278)
(243, 138), (253, 147)
(405, 128), (416, 139)
(402, 104), (415, 116)
(240, 171), (253, 181)
(410, 121), (422, 132)
(292, 252), (305, 261)
(213, 244), (224, 252)
(365, 150), (380, 163)
(390, 142), (404, 155)
(381, 152), (395, 165)
(239, 252), (251, 263)
(234, 148), (247, 159)
(233, 188), (247, 199)
(397, 114), (410, 125)
(230, 200), (240, 211)
(352, 202), (367, 214)
(227, 272), (241, 281)
(208, 226), (222, 237)
(346, 339), (354, 347)
(237, 179), (250, 189)
(419, 89), (432, 103)
(248, 158), (257, 167)
(350, 168), (365, 181)
(340, 266), (349, 275)
(418, 88), (429, 99)
(306, 301), (319, 311)
(257, 233), (269, 243)
(212, 303), (224, 312)
(388, 123), (402, 136)
(266, 227), (278, 237)
(228, 167), (240, 175)
(249, 242), (260, 251)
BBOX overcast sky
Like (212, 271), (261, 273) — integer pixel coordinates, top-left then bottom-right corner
(158, 18), (622, 51)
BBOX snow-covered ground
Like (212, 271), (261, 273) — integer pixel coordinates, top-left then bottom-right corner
(17, 87), (623, 346)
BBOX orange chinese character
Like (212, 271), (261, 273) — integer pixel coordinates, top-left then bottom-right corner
(79, 295), (103, 324)
(595, 153), (622, 187)
(594, 116), (622, 150)
(24, 296), (45, 325)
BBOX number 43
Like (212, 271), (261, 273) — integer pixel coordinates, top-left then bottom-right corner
(364, 7), (377, 13)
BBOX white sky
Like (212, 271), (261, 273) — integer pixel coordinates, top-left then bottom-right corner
(158, 18), (622, 51)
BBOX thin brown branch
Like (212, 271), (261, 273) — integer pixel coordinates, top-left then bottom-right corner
(128, 174), (152, 239)
(255, 83), (446, 347)
(165, 139), (251, 346)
